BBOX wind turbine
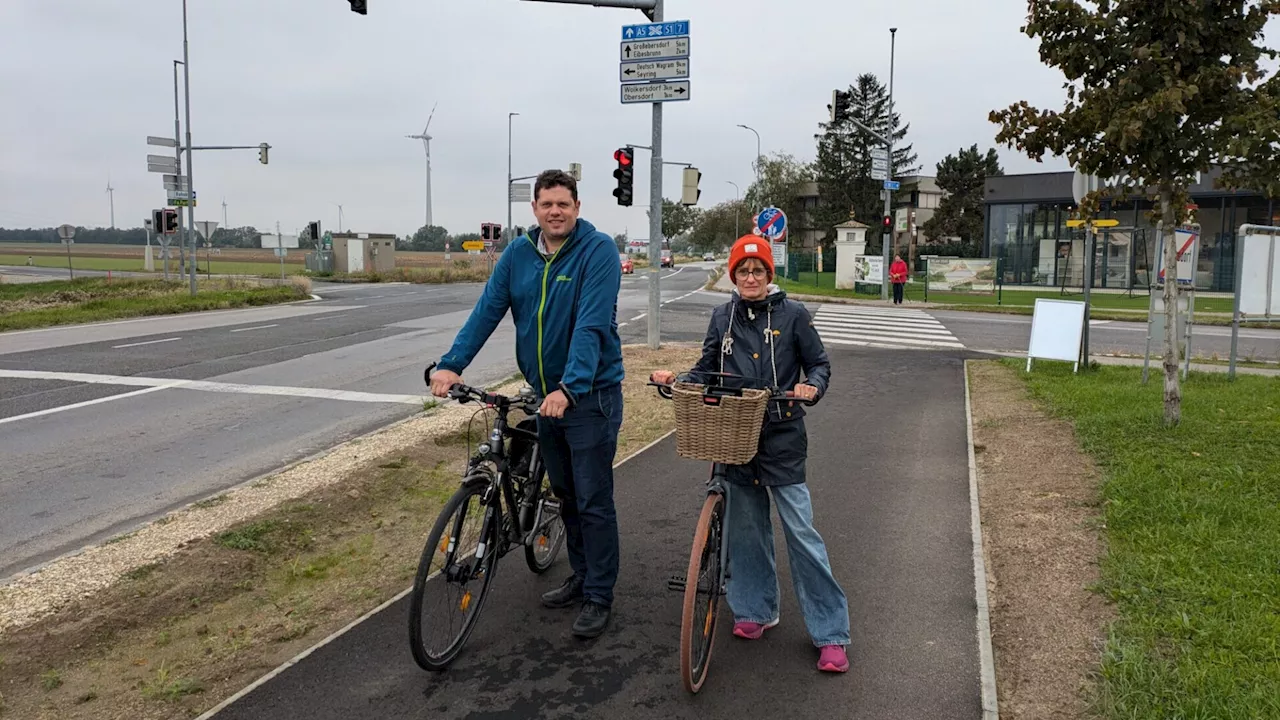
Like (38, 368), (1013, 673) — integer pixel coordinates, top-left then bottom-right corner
(407, 103), (437, 230)
(105, 175), (115, 229)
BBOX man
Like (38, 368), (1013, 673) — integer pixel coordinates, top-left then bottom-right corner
(889, 254), (909, 305)
(430, 169), (625, 639)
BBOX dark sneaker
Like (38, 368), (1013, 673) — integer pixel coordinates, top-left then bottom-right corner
(541, 575), (584, 609)
(572, 601), (611, 639)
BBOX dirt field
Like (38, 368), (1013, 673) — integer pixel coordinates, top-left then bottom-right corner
(968, 360), (1114, 719)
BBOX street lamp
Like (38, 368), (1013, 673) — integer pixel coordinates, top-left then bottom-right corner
(726, 180), (741, 238)
(736, 124), (762, 184)
(508, 112), (519, 243)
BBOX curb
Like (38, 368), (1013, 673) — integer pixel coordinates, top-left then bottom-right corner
(964, 359), (1000, 720)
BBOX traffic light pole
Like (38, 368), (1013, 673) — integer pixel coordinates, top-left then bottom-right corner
(882, 27), (897, 303)
(182, 0), (197, 296)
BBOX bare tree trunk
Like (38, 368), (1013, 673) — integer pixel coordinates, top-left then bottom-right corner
(1160, 186), (1182, 427)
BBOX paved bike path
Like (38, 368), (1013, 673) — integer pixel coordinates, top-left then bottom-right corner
(211, 349), (981, 719)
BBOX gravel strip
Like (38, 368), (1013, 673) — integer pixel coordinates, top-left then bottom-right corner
(0, 382), (522, 637)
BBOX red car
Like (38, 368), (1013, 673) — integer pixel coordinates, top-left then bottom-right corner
(620, 255), (635, 274)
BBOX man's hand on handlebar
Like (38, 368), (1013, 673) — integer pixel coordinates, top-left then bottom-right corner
(429, 368), (462, 399)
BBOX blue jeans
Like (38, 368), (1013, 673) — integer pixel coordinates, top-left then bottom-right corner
(536, 384), (624, 607)
(726, 482), (851, 647)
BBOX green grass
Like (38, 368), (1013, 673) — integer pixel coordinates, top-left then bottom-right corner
(0, 277), (309, 331)
(0, 253), (306, 276)
(1012, 361), (1280, 719)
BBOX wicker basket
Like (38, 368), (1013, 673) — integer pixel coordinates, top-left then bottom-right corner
(670, 381), (769, 465)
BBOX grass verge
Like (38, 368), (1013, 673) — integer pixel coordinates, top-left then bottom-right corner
(0, 253), (307, 277)
(0, 277), (311, 332)
(1011, 360), (1280, 719)
(0, 345), (700, 720)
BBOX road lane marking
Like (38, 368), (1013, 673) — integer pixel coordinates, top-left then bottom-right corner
(230, 324), (279, 333)
(0, 385), (177, 427)
(112, 337), (183, 349)
(0, 369), (426, 426)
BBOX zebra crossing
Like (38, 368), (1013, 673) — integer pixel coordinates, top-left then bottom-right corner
(811, 304), (966, 351)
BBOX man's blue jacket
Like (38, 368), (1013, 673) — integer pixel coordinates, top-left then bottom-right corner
(438, 218), (624, 404)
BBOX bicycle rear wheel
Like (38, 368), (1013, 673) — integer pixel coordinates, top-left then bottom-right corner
(681, 491), (726, 694)
(408, 477), (500, 671)
(523, 460), (566, 574)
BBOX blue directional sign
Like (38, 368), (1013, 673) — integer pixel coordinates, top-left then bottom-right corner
(622, 20), (689, 40)
(755, 207), (788, 241)
(883, 180), (901, 191)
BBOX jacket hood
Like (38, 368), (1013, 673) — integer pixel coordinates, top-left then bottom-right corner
(731, 284), (787, 311)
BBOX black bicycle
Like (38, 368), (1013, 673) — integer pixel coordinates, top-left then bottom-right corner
(408, 363), (567, 671)
(650, 372), (814, 693)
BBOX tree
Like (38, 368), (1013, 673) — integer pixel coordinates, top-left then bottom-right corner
(662, 199), (702, 240)
(989, 0), (1280, 427)
(408, 225), (450, 252)
(689, 199), (751, 253)
(921, 145), (1003, 251)
(612, 232), (628, 253)
(814, 73), (919, 247)
(743, 152), (814, 246)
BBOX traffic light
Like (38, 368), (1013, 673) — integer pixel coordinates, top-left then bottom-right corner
(163, 208), (179, 234)
(612, 147), (634, 207)
(152, 209), (164, 234)
(258, 143), (270, 165)
(308, 221), (320, 241)
(882, 214), (892, 232)
(828, 89), (851, 124)
(681, 167), (702, 206)
(349, 0), (367, 14)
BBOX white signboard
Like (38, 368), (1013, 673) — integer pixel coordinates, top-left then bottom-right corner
(1239, 230), (1280, 317)
(771, 241), (787, 269)
(853, 255), (884, 285)
(509, 183), (532, 203)
(1027, 298), (1087, 372)
(620, 81), (690, 104)
(1155, 226), (1199, 286)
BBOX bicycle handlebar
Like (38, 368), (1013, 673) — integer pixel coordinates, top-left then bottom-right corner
(425, 362), (540, 412)
(645, 379), (817, 407)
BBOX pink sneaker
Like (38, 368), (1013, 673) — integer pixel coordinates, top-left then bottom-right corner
(732, 618), (779, 639)
(817, 645), (849, 673)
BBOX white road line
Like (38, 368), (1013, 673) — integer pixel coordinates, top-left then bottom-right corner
(111, 337), (183, 349)
(0, 385), (177, 427)
(229, 324), (279, 333)
(619, 322), (629, 327)
(817, 328), (966, 348)
(0, 369), (426, 426)
(310, 313), (348, 322)
(814, 313), (950, 330)
(630, 313), (647, 321)
(812, 320), (956, 338)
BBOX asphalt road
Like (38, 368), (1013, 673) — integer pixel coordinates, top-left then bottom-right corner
(210, 347), (981, 720)
(0, 265), (718, 579)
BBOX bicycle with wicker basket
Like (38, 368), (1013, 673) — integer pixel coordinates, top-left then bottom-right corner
(649, 371), (815, 694)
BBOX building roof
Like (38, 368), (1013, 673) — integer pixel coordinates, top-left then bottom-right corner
(835, 219), (870, 229)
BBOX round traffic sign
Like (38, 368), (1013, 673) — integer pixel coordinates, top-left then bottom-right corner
(57, 223), (76, 241)
(754, 207), (787, 241)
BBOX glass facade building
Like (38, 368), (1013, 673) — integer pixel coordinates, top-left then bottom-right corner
(984, 169), (1278, 292)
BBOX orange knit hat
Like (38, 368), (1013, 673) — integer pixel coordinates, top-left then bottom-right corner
(727, 235), (775, 284)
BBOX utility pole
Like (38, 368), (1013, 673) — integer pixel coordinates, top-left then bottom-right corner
(508, 112), (518, 246)
(173, 60), (185, 279)
(181, 0), (197, 295)
(881, 27), (897, 302)
(727, 180), (741, 238)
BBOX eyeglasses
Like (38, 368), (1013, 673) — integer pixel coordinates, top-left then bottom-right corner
(734, 268), (769, 280)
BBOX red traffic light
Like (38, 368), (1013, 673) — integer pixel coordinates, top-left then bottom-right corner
(614, 148), (633, 166)
(883, 215), (892, 228)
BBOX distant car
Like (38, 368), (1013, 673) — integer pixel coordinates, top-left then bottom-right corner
(660, 252), (674, 268)
(620, 254), (634, 274)
(703, 252), (715, 262)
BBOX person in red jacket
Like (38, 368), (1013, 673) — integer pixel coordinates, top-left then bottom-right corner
(889, 254), (909, 305)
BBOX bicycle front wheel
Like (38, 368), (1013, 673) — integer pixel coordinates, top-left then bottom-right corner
(408, 477), (500, 671)
(681, 491), (726, 694)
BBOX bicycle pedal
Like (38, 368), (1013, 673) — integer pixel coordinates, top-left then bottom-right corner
(666, 575), (687, 592)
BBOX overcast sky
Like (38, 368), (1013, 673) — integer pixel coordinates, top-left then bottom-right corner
(1, 0), (1073, 238)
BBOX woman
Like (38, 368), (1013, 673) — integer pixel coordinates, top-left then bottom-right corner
(651, 235), (851, 673)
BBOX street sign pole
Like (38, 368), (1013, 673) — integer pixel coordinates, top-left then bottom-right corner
(648, 0), (664, 350)
(882, 27), (897, 302)
(58, 224), (76, 279)
(182, 0), (198, 296)
(144, 218), (155, 271)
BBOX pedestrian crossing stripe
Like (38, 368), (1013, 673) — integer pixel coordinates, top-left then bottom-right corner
(811, 305), (965, 351)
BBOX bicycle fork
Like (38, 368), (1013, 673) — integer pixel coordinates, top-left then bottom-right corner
(668, 481), (733, 595)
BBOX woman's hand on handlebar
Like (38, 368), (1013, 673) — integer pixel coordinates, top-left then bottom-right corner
(649, 370), (677, 386)
(429, 368), (462, 398)
(789, 383), (819, 403)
